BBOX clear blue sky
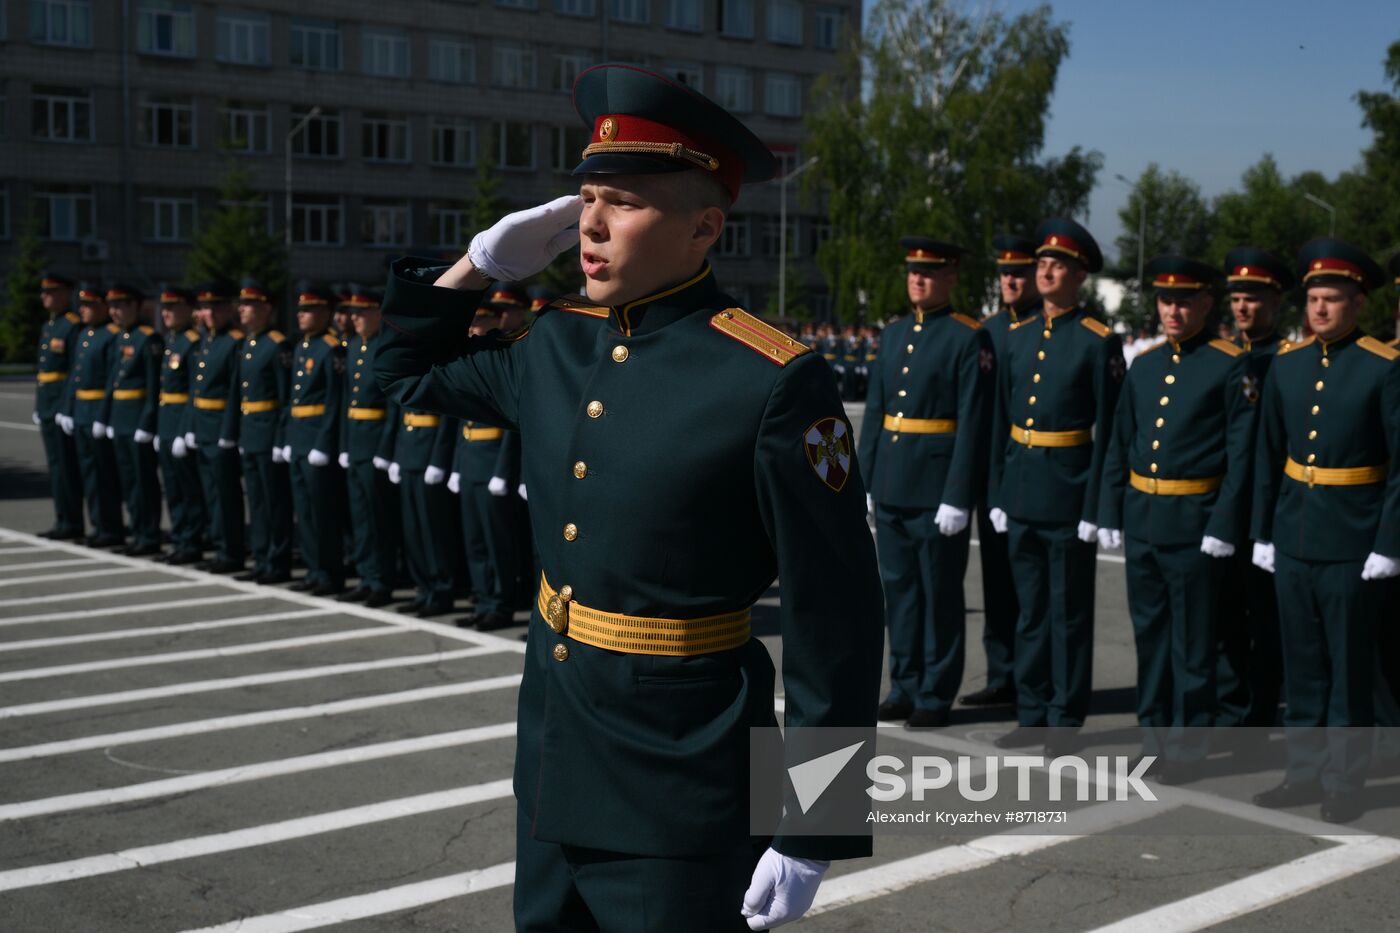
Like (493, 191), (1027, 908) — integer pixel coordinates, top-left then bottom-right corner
(878, 1), (1398, 263)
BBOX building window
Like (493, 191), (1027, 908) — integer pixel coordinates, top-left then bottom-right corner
(491, 121), (535, 170)
(760, 217), (797, 257)
(290, 18), (340, 71)
(140, 191), (196, 242)
(219, 100), (269, 152)
(290, 107), (341, 158)
(429, 39), (474, 83)
(610, 0), (647, 23)
(216, 11), (269, 65)
(429, 203), (469, 250)
(767, 0), (802, 45)
(764, 72), (802, 117)
(718, 0), (753, 38)
(492, 41), (536, 88)
(551, 125), (589, 172)
(553, 53), (590, 92)
(137, 0), (195, 57)
(291, 196), (343, 246)
(361, 200), (409, 248)
(30, 0), (91, 47)
(713, 67), (752, 113)
(34, 184), (94, 241)
(430, 117), (475, 167)
(139, 94), (195, 148)
(716, 215), (750, 257)
(553, 0), (595, 14)
(663, 61), (703, 92)
(362, 112), (410, 162)
(665, 0), (701, 31)
(814, 5), (846, 50)
(363, 29), (409, 78)
(810, 219), (832, 256)
(31, 85), (92, 142)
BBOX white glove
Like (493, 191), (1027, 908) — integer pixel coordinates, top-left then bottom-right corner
(1098, 527), (1122, 550)
(388, 462), (402, 485)
(424, 465), (446, 485)
(467, 194), (583, 282)
(1201, 535), (1236, 559)
(488, 476), (508, 496)
(338, 451), (350, 469)
(1252, 541), (1276, 574)
(1361, 552), (1400, 581)
(271, 445), (286, 464)
(447, 472), (461, 494)
(989, 507), (1009, 534)
(308, 448), (329, 467)
(218, 438), (238, 450)
(153, 435), (160, 453)
(134, 428), (153, 444)
(866, 493), (874, 516)
(934, 503), (970, 536)
(31, 411), (40, 426)
(171, 436), (188, 459)
(517, 483), (528, 501)
(280, 445), (292, 463)
(373, 456), (390, 471)
(238, 445), (246, 456)
(184, 431), (198, 449)
(741, 847), (829, 930)
(92, 421), (107, 439)
(105, 424), (115, 439)
(58, 414), (74, 435)
(1077, 520), (1098, 544)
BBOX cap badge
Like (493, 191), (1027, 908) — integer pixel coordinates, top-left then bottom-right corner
(600, 117), (616, 141)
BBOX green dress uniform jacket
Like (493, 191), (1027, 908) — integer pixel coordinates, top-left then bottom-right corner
(452, 419), (524, 616)
(108, 323), (165, 549)
(185, 325), (245, 565)
(288, 330), (346, 588)
(342, 333), (397, 463)
(66, 321), (124, 539)
(374, 259), (883, 862)
(341, 333), (400, 595)
(157, 327), (206, 554)
(36, 310), (84, 534)
(237, 327), (294, 579)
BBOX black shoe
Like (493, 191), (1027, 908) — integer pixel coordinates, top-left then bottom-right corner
(473, 611), (515, 631)
(233, 571), (262, 582)
(206, 559), (245, 574)
(905, 708), (949, 729)
(167, 550), (203, 565)
(91, 535), (124, 549)
(37, 527), (66, 539)
(288, 579), (317, 592)
(128, 544), (162, 557)
(1320, 791), (1363, 824)
(337, 587), (371, 603)
(399, 600), (427, 615)
(363, 590), (394, 608)
(311, 582), (346, 597)
(876, 699), (914, 722)
(1151, 761), (1200, 786)
(259, 571), (293, 585)
(994, 726), (1044, 749)
(1253, 780), (1322, 809)
(1043, 727), (1081, 758)
(959, 684), (1015, 707)
(416, 602), (455, 618)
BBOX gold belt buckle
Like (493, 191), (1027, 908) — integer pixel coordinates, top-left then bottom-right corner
(1022, 428), (1033, 447)
(1146, 476), (1158, 494)
(546, 584), (573, 634)
(1304, 465), (1315, 488)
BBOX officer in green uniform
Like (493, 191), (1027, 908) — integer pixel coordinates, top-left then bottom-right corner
(963, 236), (1039, 707)
(285, 284), (346, 595)
(386, 397), (458, 617)
(1251, 238), (1400, 823)
(1214, 248), (1294, 729)
(1097, 257), (1257, 778)
(105, 283), (165, 555)
(183, 281), (246, 574)
(858, 237), (992, 728)
(987, 219), (1124, 753)
(152, 285), (206, 564)
(232, 279), (294, 584)
(375, 64), (882, 931)
(65, 282), (125, 547)
(34, 272), (85, 540)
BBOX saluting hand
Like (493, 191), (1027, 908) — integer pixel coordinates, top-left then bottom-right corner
(452, 195), (584, 285)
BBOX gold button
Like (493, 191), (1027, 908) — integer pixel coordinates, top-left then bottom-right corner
(1160, 396), (1170, 406)
(1032, 373), (1041, 383)
(559, 584), (573, 601)
(890, 435), (899, 443)
(612, 345), (628, 363)
(1152, 440), (1160, 450)
(199, 361), (206, 368)
(1042, 329), (1051, 339)
(906, 344), (915, 353)
(901, 366), (909, 375)
(1321, 358), (1330, 368)
(897, 389), (907, 397)
(587, 400), (604, 418)
(573, 461), (587, 479)
(1150, 463), (1158, 473)
(354, 372), (361, 380)
(553, 643), (569, 662)
(1311, 405), (1320, 415)
(1172, 354), (1180, 364)
(563, 523), (578, 541)
(913, 325), (922, 333)
(1037, 350), (1046, 360)
(352, 387), (359, 393)
(1025, 418), (1034, 427)
(1165, 375), (1175, 385)
(242, 381), (249, 388)
(1307, 453), (1317, 464)
(405, 425), (413, 432)
(245, 353), (252, 360)
(1309, 430), (1318, 440)
(197, 375), (204, 381)
(1315, 381), (1324, 391)
(1028, 396), (1037, 405)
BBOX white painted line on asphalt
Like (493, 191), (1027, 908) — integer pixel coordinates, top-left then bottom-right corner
(0, 673), (523, 762)
(0, 546), (57, 555)
(1082, 835), (1400, 933)
(0, 558), (113, 573)
(0, 721), (517, 821)
(0, 645), (511, 719)
(0, 566), (139, 587)
(0, 627), (404, 683)
(0, 609), (330, 654)
(810, 798), (1168, 915)
(0, 420), (40, 432)
(0, 581), (199, 608)
(0, 594), (262, 629)
(0, 779), (516, 892)
(184, 862), (517, 933)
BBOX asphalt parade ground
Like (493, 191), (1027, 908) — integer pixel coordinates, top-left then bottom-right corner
(2, 379), (1400, 932)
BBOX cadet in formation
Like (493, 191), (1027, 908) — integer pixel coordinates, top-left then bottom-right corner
(105, 283), (164, 556)
(34, 272), (85, 541)
(388, 386), (458, 617)
(184, 282), (245, 574)
(66, 283), (125, 547)
(153, 285), (207, 564)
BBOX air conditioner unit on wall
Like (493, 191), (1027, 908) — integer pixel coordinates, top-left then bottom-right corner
(81, 239), (109, 262)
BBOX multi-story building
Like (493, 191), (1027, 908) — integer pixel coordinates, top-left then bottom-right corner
(0, 0), (858, 315)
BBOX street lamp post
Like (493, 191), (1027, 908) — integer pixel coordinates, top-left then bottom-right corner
(1114, 173), (1146, 322)
(778, 156), (820, 318)
(285, 105), (323, 251)
(1303, 192), (1337, 237)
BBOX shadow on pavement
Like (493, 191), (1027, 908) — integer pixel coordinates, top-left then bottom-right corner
(0, 459), (50, 500)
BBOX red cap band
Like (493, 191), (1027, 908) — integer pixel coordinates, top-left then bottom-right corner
(587, 113), (742, 200)
(1038, 234), (1083, 260)
(1304, 257), (1365, 284)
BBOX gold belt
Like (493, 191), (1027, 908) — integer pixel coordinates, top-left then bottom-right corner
(290, 404), (326, 418)
(463, 426), (504, 441)
(403, 413), (440, 428)
(242, 399), (280, 414)
(111, 388), (146, 401)
(1130, 471), (1223, 496)
(75, 389), (107, 401)
(1284, 457), (1388, 488)
(883, 414), (957, 434)
(348, 407), (386, 421)
(537, 573), (751, 657)
(193, 397), (227, 410)
(159, 392), (190, 405)
(1010, 424), (1092, 448)
(37, 371), (68, 383)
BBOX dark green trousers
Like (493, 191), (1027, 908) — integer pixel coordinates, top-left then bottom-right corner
(73, 428), (124, 539)
(874, 504), (968, 713)
(459, 482), (519, 615)
(975, 504), (1019, 690)
(1006, 518), (1096, 727)
(242, 452), (292, 578)
(113, 434), (162, 549)
(1124, 536), (1220, 762)
(398, 471), (456, 606)
(38, 417), (84, 534)
(199, 445), (245, 563)
(157, 441), (205, 553)
(346, 460), (400, 593)
(1215, 555), (1283, 727)
(290, 456), (344, 587)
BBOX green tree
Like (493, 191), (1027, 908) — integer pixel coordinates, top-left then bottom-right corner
(466, 147), (507, 241)
(183, 161), (287, 300)
(764, 253), (811, 321)
(0, 215), (49, 364)
(1114, 164), (1212, 330)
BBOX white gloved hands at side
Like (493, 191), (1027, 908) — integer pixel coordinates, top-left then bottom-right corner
(1098, 527), (1122, 550)
(372, 456), (390, 472)
(467, 195), (583, 282)
(338, 452), (350, 470)
(104, 424), (115, 440)
(1200, 535), (1236, 559)
(447, 472), (461, 494)
(271, 445), (286, 464)
(1361, 552), (1400, 581)
(740, 848), (829, 930)
(307, 448), (330, 467)
(171, 436), (187, 458)
(517, 483), (528, 501)
(92, 421), (108, 439)
(218, 438), (238, 451)
(1077, 520), (1098, 544)
(934, 503), (970, 536)
(388, 462), (402, 485)
(488, 476), (508, 497)
(424, 465), (446, 485)
(153, 435), (161, 453)
(184, 431), (198, 449)
(988, 507), (1009, 534)
(134, 428), (153, 444)
(865, 493), (874, 516)
(57, 414), (74, 435)
(31, 411), (40, 426)
(1252, 541), (1276, 574)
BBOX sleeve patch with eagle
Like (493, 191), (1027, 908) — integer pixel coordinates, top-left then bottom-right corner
(804, 417), (852, 492)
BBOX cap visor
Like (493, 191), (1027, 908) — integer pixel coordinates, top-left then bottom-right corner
(572, 153), (691, 178)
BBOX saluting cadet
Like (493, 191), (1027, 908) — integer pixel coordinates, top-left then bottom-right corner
(183, 281), (246, 574)
(387, 396), (459, 617)
(375, 65), (882, 931)
(284, 284), (346, 596)
(153, 286), (206, 564)
(858, 237), (992, 728)
(963, 236), (1040, 708)
(66, 283), (125, 548)
(34, 272), (85, 541)
(105, 283), (165, 556)
(1251, 238), (1400, 824)
(1214, 248), (1295, 730)
(987, 219), (1124, 754)
(232, 279), (294, 585)
(1097, 257), (1257, 779)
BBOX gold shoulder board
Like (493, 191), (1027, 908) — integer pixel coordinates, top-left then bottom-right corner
(65, 312), (80, 323)
(1358, 335), (1400, 361)
(138, 324), (155, 335)
(1276, 336), (1314, 357)
(709, 309), (810, 367)
(322, 333), (340, 348)
(1009, 316), (1039, 331)
(229, 328), (245, 339)
(106, 323), (120, 333)
(552, 296), (609, 319)
(1209, 338), (1246, 358)
(949, 312), (982, 330)
(267, 329), (286, 343)
(184, 328), (200, 342)
(1079, 316), (1112, 338)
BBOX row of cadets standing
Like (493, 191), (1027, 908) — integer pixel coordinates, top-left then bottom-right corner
(33, 273), (85, 541)
(154, 286), (208, 564)
(104, 283), (164, 555)
(66, 282), (126, 546)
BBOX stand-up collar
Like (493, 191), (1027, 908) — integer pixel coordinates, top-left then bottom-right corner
(1165, 326), (1211, 354)
(1317, 325), (1361, 354)
(609, 264), (720, 336)
(910, 302), (951, 324)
